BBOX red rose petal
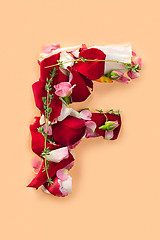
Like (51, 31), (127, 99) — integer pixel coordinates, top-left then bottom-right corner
(40, 53), (60, 82)
(32, 81), (62, 121)
(30, 117), (57, 157)
(91, 113), (121, 140)
(70, 69), (91, 102)
(52, 116), (86, 146)
(74, 48), (106, 80)
(27, 152), (74, 189)
(43, 177), (64, 197)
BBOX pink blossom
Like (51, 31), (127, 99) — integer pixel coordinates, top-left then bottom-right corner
(127, 71), (140, 79)
(54, 82), (76, 97)
(132, 57), (142, 68)
(117, 76), (130, 84)
(42, 44), (60, 53)
(111, 70), (130, 84)
(111, 70), (124, 79)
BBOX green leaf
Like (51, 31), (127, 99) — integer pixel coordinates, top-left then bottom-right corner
(50, 67), (57, 79)
(42, 97), (46, 104)
(37, 126), (44, 134)
(47, 178), (54, 187)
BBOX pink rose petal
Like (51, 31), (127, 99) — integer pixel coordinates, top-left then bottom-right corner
(42, 44), (60, 53)
(132, 51), (137, 57)
(32, 157), (43, 174)
(105, 130), (114, 140)
(56, 169), (69, 181)
(80, 110), (92, 120)
(85, 120), (97, 132)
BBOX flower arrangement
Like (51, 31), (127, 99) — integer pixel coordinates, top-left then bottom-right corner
(27, 43), (142, 197)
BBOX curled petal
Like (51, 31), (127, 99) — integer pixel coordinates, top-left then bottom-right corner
(105, 130), (114, 140)
(46, 147), (69, 163)
(69, 69), (91, 102)
(61, 175), (72, 194)
(80, 110), (92, 120)
(85, 120), (96, 132)
(85, 120), (99, 138)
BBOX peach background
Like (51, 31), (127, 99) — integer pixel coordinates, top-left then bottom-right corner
(0, 0), (160, 239)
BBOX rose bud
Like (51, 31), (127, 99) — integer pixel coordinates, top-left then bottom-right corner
(52, 116), (86, 146)
(91, 112), (121, 140)
(54, 82), (76, 98)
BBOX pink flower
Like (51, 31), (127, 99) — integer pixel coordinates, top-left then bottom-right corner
(54, 82), (76, 97)
(42, 44), (60, 53)
(117, 76), (130, 84)
(111, 70), (124, 80)
(132, 57), (142, 68)
(127, 71), (140, 79)
(127, 57), (142, 79)
(110, 70), (130, 84)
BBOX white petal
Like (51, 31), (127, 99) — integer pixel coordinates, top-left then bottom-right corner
(46, 147), (69, 163)
(58, 103), (72, 121)
(41, 185), (51, 194)
(62, 175), (72, 194)
(40, 114), (45, 125)
(90, 43), (132, 74)
(105, 130), (114, 140)
(59, 51), (75, 69)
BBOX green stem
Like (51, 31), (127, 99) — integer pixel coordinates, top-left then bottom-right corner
(44, 90), (50, 181)
(44, 59), (126, 69)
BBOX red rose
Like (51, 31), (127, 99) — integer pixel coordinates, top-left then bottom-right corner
(52, 116), (86, 146)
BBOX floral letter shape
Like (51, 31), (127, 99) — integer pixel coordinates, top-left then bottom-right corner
(27, 43), (142, 197)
